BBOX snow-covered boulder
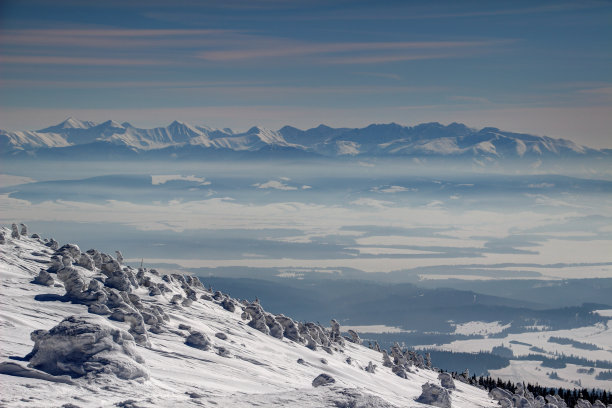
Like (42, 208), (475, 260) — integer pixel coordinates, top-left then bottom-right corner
(32, 269), (54, 286)
(512, 395), (534, 408)
(244, 303), (270, 335)
(548, 395), (568, 408)
(265, 313), (284, 339)
(490, 387), (513, 401)
(416, 383), (451, 408)
(185, 331), (212, 351)
(88, 303), (111, 315)
(86, 249), (103, 269)
(109, 305), (148, 346)
(26, 315), (148, 380)
(221, 298), (236, 312)
(76, 252), (95, 271)
(56, 257), (107, 305)
(276, 314), (303, 343)
(302, 322), (330, 348)
(312, 373), (335, 387)
(104, 268), (134, 292)
(45, 238), (59, 250)
(438, 372), (455, 390)
(576, 400), (593, 408)
(392, 365), (408, 379)
(330, 319), (341, 341)
(11, 223), (20, 239)
(347, 329), (362, 344)
(382, 350), (393, 367)
(58, 243), (81, 260)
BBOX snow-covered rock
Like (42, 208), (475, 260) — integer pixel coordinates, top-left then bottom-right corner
(416, 382), (452, 408)
(185, 331), (212, 350)
(347, 329), (362, 344)
(276, 314), (303, 343)
(439, 372), (456, 390)
(490, 387), (513, 401)
(11, 223), (20, 239)
(32, 269), (54, 286)
(26, 314), (148, 380)
(312, 373), (335, 387)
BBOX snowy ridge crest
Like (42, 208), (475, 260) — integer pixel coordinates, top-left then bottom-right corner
(1, 119), (606, 160)
(0, 224), (499, 407)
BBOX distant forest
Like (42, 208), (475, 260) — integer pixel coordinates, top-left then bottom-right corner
(471, 375), (611, 407)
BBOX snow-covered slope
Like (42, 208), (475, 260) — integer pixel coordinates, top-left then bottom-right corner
(0, 225), (496, 407)
(1, 119), (606, 161)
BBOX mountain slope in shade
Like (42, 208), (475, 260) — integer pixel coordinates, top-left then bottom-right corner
(1, 119), (606, 161)
(0, 226), (496, 407)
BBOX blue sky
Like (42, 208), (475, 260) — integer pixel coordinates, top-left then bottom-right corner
(1, 0), (611, 147)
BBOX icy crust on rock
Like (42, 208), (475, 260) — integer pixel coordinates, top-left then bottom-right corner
(0, 225), (499, 407)
(27, 314), (149, 380)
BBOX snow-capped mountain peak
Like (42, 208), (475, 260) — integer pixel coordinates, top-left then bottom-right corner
(37, 117), (97, 133)
(2, 120), (606, 164)
(99, 119), (125, 129)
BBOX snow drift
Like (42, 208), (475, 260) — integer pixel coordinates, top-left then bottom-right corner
(0, 224), (500, 407)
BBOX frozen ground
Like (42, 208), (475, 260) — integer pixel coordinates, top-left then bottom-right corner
(452, 321), (511, 336)
(0, 227), (496, 407)
(419, 319), (612, 389)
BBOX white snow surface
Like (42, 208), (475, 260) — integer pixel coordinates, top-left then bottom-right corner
(452, 321), (511, 336)
(0, 227), (496, 407)
(419, 319), (612, 389)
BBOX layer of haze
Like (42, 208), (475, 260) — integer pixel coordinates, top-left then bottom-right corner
(1, 160), (610, 281)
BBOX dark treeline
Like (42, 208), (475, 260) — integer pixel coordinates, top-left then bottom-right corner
(548, 336), (602, 351)
(596, 370), (612, 381)
(467, 375), (611, 407)
(515, 354), (612, 370)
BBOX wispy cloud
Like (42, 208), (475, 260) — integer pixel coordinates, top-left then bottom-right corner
(1, 55), (172, 66)
(0, 79), (271, 89)
(402, 3), (600, 20)
(354, 72), (403, 81)
(197, 39), (510, 62)
(0, 28), (240, 49)
(448, 95), (491, 104)
(0, 26), (512, 68)
(294, 2), (605, 21)
(252, 180), (297, 191)
(578, 86), (612, 96)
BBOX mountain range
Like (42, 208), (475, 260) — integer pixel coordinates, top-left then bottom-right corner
(2, 118), (609, 161)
